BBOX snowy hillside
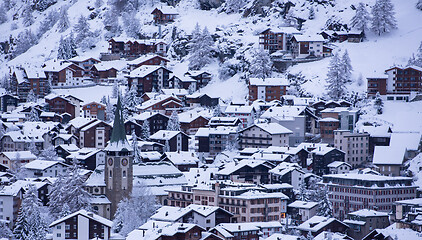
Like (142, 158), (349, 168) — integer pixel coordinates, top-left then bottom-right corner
(0, 0), (421, 101)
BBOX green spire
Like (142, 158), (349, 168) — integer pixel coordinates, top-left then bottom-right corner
(110, 96), (127, 143)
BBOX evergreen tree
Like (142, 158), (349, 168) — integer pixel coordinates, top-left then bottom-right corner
(164, 140), (170, 152)
(0, 221), (12, 239)
(22, 4), (34, 27)
(40, 146), (58, 161)
(33, 0), (57, 12)
(316, 184), (333, 217)
(371, 0), (397, 36)
(249, 47), (272, 79)
(74, 15), (91, 43)
(57, 35), (78, 60)
(12, 29), (37, 57)
(113, 185), (156, 237)
(0, 4), (8, 24)
(131, 131), (141, 163)
(308, 6), (315, 20)
(37, 10), (59, 38)
(14, 185), (48, 240)
(141, 120), (150, 140)
(167, 111), (181, 131)
(418, 0), (422, 11)
(123, 84), (140, 114)
(287, 73), (307, 97)
(357, 73), (364, 86)
(103, 10), (122, 39)
(224, 0), (245, 13)
(122, 12), (141, 38)
(48, 158), (91, 219)
(408, 41), (422, 67)
(106, 98), (115, 123)
(27, 107), (40, 122)
(29, 139), (39, 156)
(112, 81), (119, 98)
(57, 7), (70, 32)
(350, 2), (371, 32)
(188, 24), (214, 70)
(374, 92), (384, 114)
(101, 95), (107, 104)
(58, 203), (71, 218)
(26, 89), (37, 103)
(326, 53), (347, 100)
(341, 50), (353, 83)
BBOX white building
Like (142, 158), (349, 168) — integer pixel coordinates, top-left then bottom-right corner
(23, 160), (69, 178)
(239, 122), (293, 149)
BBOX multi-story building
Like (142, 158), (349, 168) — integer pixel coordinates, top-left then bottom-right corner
(320, 107), (359, 132)
(151, 6), (179, 24)
(149, 130), (190, 152)
(367, 65), (422, 100)
(216, 160), (274, 185)
(79, 120), (112, 149)
(334, 130), (370, 168)
(195, 126), (238, 158)
(82, 102), (107, 120)
(311, 146), (345, 175)
(108, 38), (167, 56)
(323, 173), (417, 220)
(259, 27), (301, 53)
(11, 67), (49, 101)
(239, 123), (292, 149)
(291, 35), (325, 59)
(126, 65), (172, 95)
(248, 77), (288, 103)
(68, 56), (101, 77)
(344, 209), (389, 240)
(224, 105), (255, 129)
(43, 59), (84, 87)
(319, 117), (340, 143)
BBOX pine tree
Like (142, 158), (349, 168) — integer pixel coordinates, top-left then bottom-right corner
(131, 131), (141, 163)
(350, 2), (371, 32)
(224, 0), (245, 13)
(341, 50), (353, 83)
(123, 84), (140, 114)
(141, 120), (150, 140)
(164, 140), (170, 152)
(29, 139), (39, 156)
(408, 41), (422, 67)
(316, 184), (333, 217)
(0, 4), (8, 24)
(14, 185), (48, 240)
(106, 98), (115, 123)
(371, 0), (397, 36)
(249, 47), (272, 79)
(22, 4), (34, 27)
(58, 203), (71, 218)
(103, 10), (122, 39)
(38, 11), (59, 38)
(40, 146), (58, 161)
(188, 24), (214, 70)
(12, 29), (37, 57)
(357, 73), (364, 86)
(287, 73), (307, 97)
(418, 0), (422, 10)
(326, 53), (347, 100)
(122, 12), (141, 38)
(374, 92), (384, 114)
(26, 89), (37, 103)
(48, 158), (92, 219)
(0, 220), (12, 239)
(112, 81), (119, 98)
(57, 7), (70, 32)
(167, 111), (181, 131)
(113, 184), (156, 236)
(57, 36), (78, 60)
(27, 107), (40, 122)
(308, 6), (315, 20)
(74, 15), (91, 43)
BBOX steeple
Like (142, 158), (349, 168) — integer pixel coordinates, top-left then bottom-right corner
(105, 96), (132, 151)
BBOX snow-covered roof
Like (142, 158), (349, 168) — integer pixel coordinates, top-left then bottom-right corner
(311, 146), (343, 155)
(288, 200), (319, 209)
(314, 232), (351, 240)
(293, 35), (325, 42)
(150, 130), (184, 141)
(327, 161), (351, 168)
(153, 5), (178, 15)
(150, 206), (190, 222)
(127, 222), (201, 240)
(389, 132), (421, 151)
(80, 119), (110, 132)
(133, 163), (187, 188)
(359, 125), (391, 138)
(372, 146), (405, 165)
(318, 117), (339, 122)
(93, 60), (127, 71)
(85, 165), (106, 187)
(266, 234), (299, 240)
(261, 105), (306, 119)
(139, 95), (180, 110)
(320, 107), (358, 114)
(1, 151), (37, 160)
(164, 151), (199, 165)
(50, 210), (112, 227)
(261, 26), (301, 34)
(348, 209), (388, 217)
(218, 160), (273, 175)
(243, 122), (293, 135)
(127, 65), (171, 78)
(69, 56), (100, 63)
(177, 109), (212, 123)
(25, 67), (46, 79)
(67, 117), (96, 129)
(3, 131), (45, 143)
(139, 151), (162, 161)
(24, 160), (68, 171)
(160, 89), (189, 96)
(195, 126), (237, 137)
(43, 59), (75, 72)
(249, 77), (289, 86)
(395, 198), (422, 206)
(224, 105), (254, 114)
(57, 144), (80, 152)
(297, 216), (344, 232)
(127, 54), (169, 66)
(231, 190), (289, 200)
(323, 173), (412, 182)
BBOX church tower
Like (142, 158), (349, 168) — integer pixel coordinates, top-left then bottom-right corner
(105, 96), (133, 216)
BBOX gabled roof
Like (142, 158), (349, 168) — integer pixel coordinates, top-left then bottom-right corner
(327, 161), (351, 168)
(260, 27), (301, 35)
(49, 210), (113, 227)
(164, 151), (199, 165)
(127, 54), (169, 66)
(1, 151), (37, 160)
(152, 5), (179, 15)
(249, 77), (289, 86)
(297, 216), (347, 233)
(24, 160), (68, 171)
(127, 65), (172, 78)
(288, 200), (319, 209)
(68, 56), (100, 63)
(195, 126), (238, 137)
(150, 130), (189, 141)
(292, 35), (325, 42)
(224, 105), (254, 114)
(241, 122), (293, 135)
(218, 160), (273, 175)
(139, 95), (181, 110)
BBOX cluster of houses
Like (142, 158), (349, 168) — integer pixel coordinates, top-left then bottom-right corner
(0, 4), (421, 240)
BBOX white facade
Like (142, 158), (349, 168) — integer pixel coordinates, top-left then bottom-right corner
(0, 195), (14, 227)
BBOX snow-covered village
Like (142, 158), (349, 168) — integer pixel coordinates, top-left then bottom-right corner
(0, 0), (422, 239)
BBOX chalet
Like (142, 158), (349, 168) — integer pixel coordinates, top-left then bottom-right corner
(66, 148), (106, 170)
(320, 107), (359, 132)
(82, 102), (107, 120)
(151, 6), (179, 24)
(0, 93), (19, 112)
(211, 223), (259, 240)
(0, 151), (37, 170)
(248, 77), (288, 103)
(149, 130), (190, 152)
(68, 56), (101, 77)
(66, 117), (98, 141)
(178, 112), (210, 135)
(127, 112), (169, 136)
(23, 160), (69, 178)
(39, 112), (62, 122)
(259, 27), (301, 53)
(108, 37), (167, 56)
(184, 71), (212, 90)
(269, 162), (304, 189)
(186, 93), (219, 108)
(127, 221), (212, 240)
(55, 144), (80, 159)
(138, 95), (183, 115)
(311, 146), (345, 176)
(1, 131), (45, 152)
(224, 105), (255, 129)
(208, 117), (242, 128)
(49, 210), (113, 240)
(169, 74), (197, 90)
(296, 216), (349, 237)
(195, 126), (238, 158)
(161, 151), (199, 172)
(79, 119), (112, 149)
(127, 54), (169, 71)
(42, 59), (84, 87)
(291, 35), (325, 59)
(126, 65), (172, 95)
(52, 133), (78, 146)
(90, 64), (118, 82)
(327, 161), (351, 174)
(344, 210), (389, 240)
(288, 201), (319, 224)
(45, 95), (77, 119)
(11, 67), (48, 101)
(217, 159), (274, 184)
(320, 30), (364, 43)
(239, 123), (293, 149)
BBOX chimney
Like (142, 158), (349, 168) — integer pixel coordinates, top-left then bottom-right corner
(238, 225), (241, 230)
(87, 212), (94, 217)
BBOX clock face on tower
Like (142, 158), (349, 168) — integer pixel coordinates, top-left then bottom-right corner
(108, 158), (113, 166)
(121, 158), (128, 166)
